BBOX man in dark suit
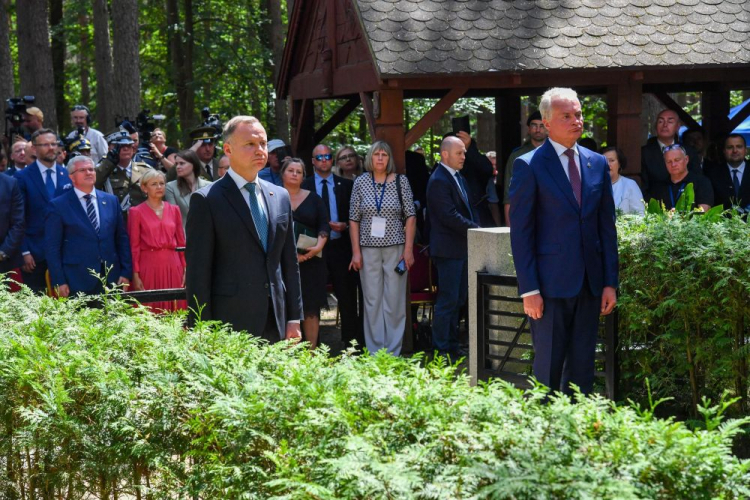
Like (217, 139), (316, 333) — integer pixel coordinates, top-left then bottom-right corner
(0, 173), (25, 274)
(302, 144), (362, 346)
(45, 156), (132, 296)
(427, 135), (481, 358)
(185, 116), (303, 342)
(707, 134), (749, 212)
(16, 129), (73, 293)
(6, 140), (28, 177)
(640, 109), (699, 200)
(509, 87), (618, 396)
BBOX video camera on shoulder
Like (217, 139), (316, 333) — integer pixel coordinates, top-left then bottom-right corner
(4, 96), (35, 140)
(200, 107), (222, 136)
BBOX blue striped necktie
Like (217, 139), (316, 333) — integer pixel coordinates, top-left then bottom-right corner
(245, 183), (268, 252)
(84, 194), (99, 233)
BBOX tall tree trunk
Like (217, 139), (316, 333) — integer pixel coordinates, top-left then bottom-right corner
(16, 0), (58, 131)
(49, 0), (66, 131)
(0, 0), (14, 141)
(79, 13), (91, 108)
(168, 0), (195, 144)
(111, 0), (141, 120)
(93, 0), (115, 130)
(265, 0), (289, 142)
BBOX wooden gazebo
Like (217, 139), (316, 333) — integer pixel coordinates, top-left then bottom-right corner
(277, 0), (750, 181)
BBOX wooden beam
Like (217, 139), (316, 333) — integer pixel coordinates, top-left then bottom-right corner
(359, 91), (376, 139)
(375, 88), (405, 173)
(728, 99), (750, 133)
(610, 79), (643, 184)
(652, 92), (700, 129)
(313, 95), (360, 144)
(496, 94), (521, 166)
(404, 87), (468, 148)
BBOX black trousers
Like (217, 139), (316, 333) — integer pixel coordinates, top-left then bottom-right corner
(325, 237), (364, 347)
(21, 259), (48, 294)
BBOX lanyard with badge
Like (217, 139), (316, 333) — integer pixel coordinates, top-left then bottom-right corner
(370, 173), (387, 238)
(669, 182), (686, 208)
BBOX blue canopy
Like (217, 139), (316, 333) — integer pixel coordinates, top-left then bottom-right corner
(730, 98), (750, 143)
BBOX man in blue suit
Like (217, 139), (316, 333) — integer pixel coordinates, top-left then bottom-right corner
(427, 135), (481, 358)
(509, 88), (618, 396)
(0, 173), (25, 274)
(16, 129), (73, 293)
(45, 156), (132, 297)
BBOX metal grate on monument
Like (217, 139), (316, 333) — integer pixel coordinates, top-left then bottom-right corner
(476, 273), (618, 400)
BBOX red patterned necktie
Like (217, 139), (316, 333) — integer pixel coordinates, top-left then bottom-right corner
(564, 149), (581, 206)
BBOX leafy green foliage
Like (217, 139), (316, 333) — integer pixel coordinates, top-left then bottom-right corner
(617, 211), (750, 418)
(0, 283), (748, 498)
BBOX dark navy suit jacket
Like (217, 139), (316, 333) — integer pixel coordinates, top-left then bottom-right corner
(707, 163), (750, 211)
(0, 174), (25, 272)
(45, 188), (132, 294)
(16, 161), (72, 261)
(426, 163), (480, 260)
(185, 174), (303, 338)
(509, 140), (618, 298)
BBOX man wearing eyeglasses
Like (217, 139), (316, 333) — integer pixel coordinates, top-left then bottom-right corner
(640, 109), (700, 200)
(502, 111), (547, 227)
(15, 129), (73, 293)
(302, 144), (362, 347)
(45, 155), (131, 297)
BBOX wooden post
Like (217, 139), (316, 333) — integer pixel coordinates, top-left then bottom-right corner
(375, 88), (406, 173)
(607, 75), (643, 182)
(291, 99), (315, 174)
(702, 88), (731, 142)
(496, 94), (521, 166)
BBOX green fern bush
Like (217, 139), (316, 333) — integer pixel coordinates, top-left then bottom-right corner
(0, 283), (748, 499)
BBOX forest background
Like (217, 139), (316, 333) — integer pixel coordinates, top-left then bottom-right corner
(2, 0), (749, 162)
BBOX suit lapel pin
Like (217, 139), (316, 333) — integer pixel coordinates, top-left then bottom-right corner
(102, 201), (106, 205)
(587, 162), (592, 169)
(269, 191), (274, 196)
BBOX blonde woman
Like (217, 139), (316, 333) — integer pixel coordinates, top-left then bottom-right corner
(128, 169), (186, 312)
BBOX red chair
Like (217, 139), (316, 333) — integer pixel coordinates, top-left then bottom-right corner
(409, 245), (436, 323)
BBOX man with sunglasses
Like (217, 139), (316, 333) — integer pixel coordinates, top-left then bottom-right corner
(302, 144), (362, 347)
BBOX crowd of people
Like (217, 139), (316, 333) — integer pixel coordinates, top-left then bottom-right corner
(0, 96), (747, 361)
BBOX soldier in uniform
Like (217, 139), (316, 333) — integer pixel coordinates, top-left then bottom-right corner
(95, 130), (153, 217)
(67, 136), (93, 158)
(167, 126), (220, 182)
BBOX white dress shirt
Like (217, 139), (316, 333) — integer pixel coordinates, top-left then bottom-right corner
(226, 167), (268, 217)
(37, 162), (57, 189)
(548, 139), (581, 181)
(74, 187), (100, 224)
(727, 161), (745, 184)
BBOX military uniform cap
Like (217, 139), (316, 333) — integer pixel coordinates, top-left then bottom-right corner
(68, 137), (92, 152)
(190, 126), (220, 143)
(106, 129), (135, 145)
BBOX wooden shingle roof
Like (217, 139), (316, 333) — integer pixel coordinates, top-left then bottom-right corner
(356, 0), (750, 76)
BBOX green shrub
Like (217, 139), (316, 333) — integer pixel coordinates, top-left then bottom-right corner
(0, 283), (749, 499)
(617, 211), (750, 418)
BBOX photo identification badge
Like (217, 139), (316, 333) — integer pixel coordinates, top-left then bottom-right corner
(371, 216), (386, 238)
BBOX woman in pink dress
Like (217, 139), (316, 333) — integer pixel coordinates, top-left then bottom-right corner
(128, 169), (187, 312)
